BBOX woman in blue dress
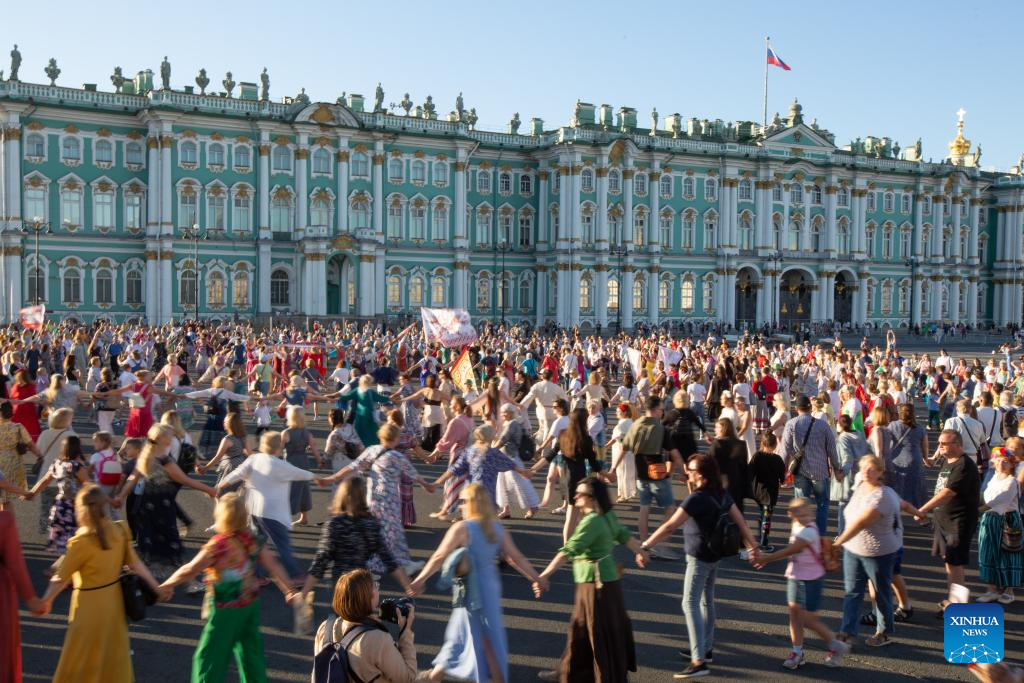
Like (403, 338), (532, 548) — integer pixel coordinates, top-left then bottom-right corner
(409, 482), (546, 683)
(431, 426), (531, 507)
(334, 375), (393, 445)
(881, 404), (929, 507)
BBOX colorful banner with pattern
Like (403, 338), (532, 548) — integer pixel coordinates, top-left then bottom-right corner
(421, 308), (478, 348)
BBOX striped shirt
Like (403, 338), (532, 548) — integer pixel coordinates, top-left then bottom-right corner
(778, 413), (841, 482)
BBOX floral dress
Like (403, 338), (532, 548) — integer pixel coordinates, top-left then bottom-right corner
(135, 455), (183, 579)
(0, 421), (29, 505)
(47, 459), (83, 554)
(351, 445), (419, 572)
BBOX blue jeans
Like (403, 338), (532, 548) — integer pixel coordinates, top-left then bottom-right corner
(253, 516), (300, 579)
(692, 401), (706, 430)
(681, 555), (718, 661)
(840, 549), (897, 638)
(836, 499), (848, 536)
(793, 474), (831, 537)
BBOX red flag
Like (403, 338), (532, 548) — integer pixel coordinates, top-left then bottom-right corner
(19, 304), (45, 331)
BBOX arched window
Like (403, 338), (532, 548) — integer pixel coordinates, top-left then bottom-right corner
(580, 168), (594, 193)
(207, 271), (226, 307)
(940, 282), (950, 318)
(867, 192), (877, 212)
(837, 218), (850, 254)
(866, 224), (877, 258)
(704, 177), (717, 201)
(812, 185), (823, 204)
(233, 271), (250, 307)
(659, 279), (671, 311)
(608, 169), (621, 194)
(660, 174), (672, 198)
(773, 215), (783, 250)
(703, 213), (717, 250)
(180, 270), (197, 308)
(881, 280), (893, 315)
(208, 191), (226, 231)
(900, 193), (911, 213)
(923, 195), (932, 214)
(25, 133), (45, 158)
(517, 277), (531, 310)
(95, 140), (113, 165)
(633, 209), (646, 247)
(498, 211), (512, 245)
(125, 192), (144, 232)
(900, 227), (912, 258)
(95, 269), (113, 305)
(180, 141), (198, 166)
(608, 212), (622, 244)
(387, 274), (402, 309)
(62, 268), (82, 303)
(865, 278), (876, 316)
(553, 170), (561, 193)
(178, 187), (197, 228)
(790, 184), (803, 204)
(772, 183), (782, 202)
(409, 276), (425, 307)
(788, 220), (800, 250)
(739, 214), (754, 250)
(312, 149), (331, 174)
(634, 173), (648, 196)
(519, 212), (533, 247)
(475, 207), (490, 245)
(61, 185), (82, 228)
(93, 189), (114, 231)
(409, 202), (426, 240)
(232, 189), (252, 232)
(26, 266), (45, 304)
(350, 196), (370, 230)
(270, 270), (290, 307)
(632, 278), (644, 311)
(682, 176), (695, 199)
(234, 145), (251, 170)
(411, 160), (427, 185)
(681, 275), (695, 312)
(125, 269), (143, 305)
(738, 179), (752, 201)
(681, 211), (695, 250)
(498, 172), (512, 195)
(272, 145), (291, 172)
(310, 196), (332, 231)
(883, 192), (894, 213)
(387, 200), (404, 239)
(898, 279), (911, 315)
(432, 202), (448, 241)
(811, 217), (823, 252)
(477, 169), (491, 194)
(607, 278), (619, 311)
(476, 276), (491, 311)
(580, 277), (592, 311)
(388, 158), (404, 182)
(432, 276), (447, 306)
(271, 192), (294, 232)
(518, 174), (531, 195)
(837, 187), (849, 207)
(659, 212), (672, 248)
(351, 152), (369, 177)
(434, 162), (449, 187)
(208, 143), (225, 168)
(62, 137), (80, 161)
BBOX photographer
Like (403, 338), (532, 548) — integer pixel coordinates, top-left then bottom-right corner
(314, 568), (416, 683)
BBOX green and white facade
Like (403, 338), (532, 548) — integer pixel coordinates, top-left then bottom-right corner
(2, 67), (1023, 330)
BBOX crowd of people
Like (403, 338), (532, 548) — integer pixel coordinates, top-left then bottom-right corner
(0, 318), (1022, 682)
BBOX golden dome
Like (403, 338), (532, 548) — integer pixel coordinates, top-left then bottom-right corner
(948, 107), (971, 157)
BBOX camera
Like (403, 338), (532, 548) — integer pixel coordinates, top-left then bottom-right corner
(379, 597), (414, 624)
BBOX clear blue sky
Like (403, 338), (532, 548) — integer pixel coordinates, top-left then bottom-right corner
(7, 0), (1022, 169)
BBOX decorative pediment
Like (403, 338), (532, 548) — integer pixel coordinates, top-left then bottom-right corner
(294, 102), (360, 129)
(763, 124), (835, 151)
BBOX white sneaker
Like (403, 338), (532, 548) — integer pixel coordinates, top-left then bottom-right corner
(998, 592), (1015, 605)
(976, 591), (1001, 603)
(782, 651), (805, 669)
(825, 639), (851, 668)
(738, 549), (750, 561)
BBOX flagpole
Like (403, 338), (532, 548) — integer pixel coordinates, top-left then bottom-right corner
(763, 36), (769, 136)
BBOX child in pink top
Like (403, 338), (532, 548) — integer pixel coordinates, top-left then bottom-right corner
(753, 498), (851, 670)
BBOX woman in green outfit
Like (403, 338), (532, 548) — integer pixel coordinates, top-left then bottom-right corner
(535, 476), (648, 682)
(335, 375), (393, 446)
(160, 492), (296, 683)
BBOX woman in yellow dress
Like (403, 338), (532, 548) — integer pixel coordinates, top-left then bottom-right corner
(37, 484), (167, 683)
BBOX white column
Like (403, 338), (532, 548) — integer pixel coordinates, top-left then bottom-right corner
(534, 266), (547, 328)
(852, 190), (865, 256)
(596, 261), (609, 329)
(145, 248), (158, 324)
(295, 141), (308, 239)
(724, 269), (736, 326)
(950, 276), (961, 324)
(160, 133), (173, 237)
(648, 265), (660, 327)
(336, 146), (349, 233)
(537, 168), (549, 246)
(911, 275), (923, 327)
(968, 277), (978, 327)
(968, 196), (980, 265)
(453, 258), (467, 310)
(951, 196), (962, 263)
(913, 194), (925, 258)
(755, 180), (768, 249)
(454, 153), (467, 241)
(825, 186), (837, 257)
(357, 250), (374, 317)
(801, 195), (811, 251)
(782, 185), (792, 250)
(375, 245), (386, 316)
(824, 273), (835, 320)
(372, 142), (384, 242)
(930, 274), (943, 322)
(258, 243), (271, 314)
(596, 158), (608, 247)
(258, 135), (270, 235)
(621, 262), (634, 331)
(4, 122), (23, 232)
(160, 249), (173, 324)
(145, 134), (161, 323)
(931, 194), (945, 259)
(5, 242), (22, 319)
(648, 172), (661, 248)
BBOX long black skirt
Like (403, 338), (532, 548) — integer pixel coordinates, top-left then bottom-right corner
(559, 579), (636, 683)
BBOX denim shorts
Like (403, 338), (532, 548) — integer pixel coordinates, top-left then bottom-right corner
(786, 577), (823, 611)
(637, 478), (675, 508)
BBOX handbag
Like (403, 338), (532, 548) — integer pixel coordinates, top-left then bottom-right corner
(79, 525), (157, 621)
(808, 537), (841, 572)
(787, 417), (815, 476)
(1002, 482), (1022, 553)
(647, 462), (669, 481)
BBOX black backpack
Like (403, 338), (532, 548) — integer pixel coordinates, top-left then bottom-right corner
(1004, 408), (1019, 441)
(312, 620), (377, 683)
(518, 427), (537, 462)
(702, 493), (742, 561)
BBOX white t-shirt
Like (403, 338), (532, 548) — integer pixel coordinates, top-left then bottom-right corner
(118, 370), (137, 388)
(687, 382), (707, 404)
(546, 415), (570, 444)
(220, 452), (315, 527)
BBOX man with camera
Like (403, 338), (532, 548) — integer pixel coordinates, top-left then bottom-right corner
(313, 568), (417, 683)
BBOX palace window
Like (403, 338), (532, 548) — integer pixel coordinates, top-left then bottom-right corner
(272, 145), (291, 172)
(208, 143), (225, 168)
(26, 266), (45, 304)
(519, 213), (533, 247)
(738, 179), (752, 201)
(900, 228), (912, 258)
(178, 191), (197, 228)
(633, 210), (646, 247)
(608, 169), (621, 194)
(24, 186), (46, 222)
(180, 141), (198, 166)
(634, 173), (648, 196)
(812, 185), (823, 205)
(739, 215), (754, 250)
(232, 193), (251, 232)
(477, 170), (491, 194)
(95, 269), (113, 305)
(811, 217), (822, 251)
(310, 196), (331, 232)
(704, 177), (717, 201)
(410, 205), (426, 240)
(233, 145), (251, 170)
(350, 197), (369, 230)
(25, 133), (45, 158)
(660, 213), (672, 248)
(632, 278), (644, 311)
(837, 218), (850, 254)
(581, 168), (594, 193)
(125, 192), (144, 232)
(772, 183), (782, 202)
(233, 271), (250, 307)
(517, 278), (530, 310)
(94, 190), (114, 231)
(518, 174), (531, 195)
(62, 137), (80, 162)
(683, 176), (695, 199)
(61, 187), (82, 228)
(901, 193), (911, 214)
(386, 275), (402, 309)
(898, 279), (910, 315)
(95, 140), (113, 165)
(270, 270), (290, 307)
(608, 213), (622, 244)
(978, 234), (988, 261)
(351, 152), (369, 177)
(682, 212), (695, 250)
(271, 194), (293, 232)
(607, 279), (619, 311)
(580, 277), (592, 311)
(412, 160), (427, 185)
(944, 197), (951, 216)
(432, 202), (448, 241)
(62, 268), (82, 304)
(790, 184), (802, 204)
(581, 211), (593, 244)
(475, 208), (490, 245)
(476, 276), (491, 310)
(837, 187), (849, 208)
(498, 212), (512, 244)
(312, 149), (331, 174)
(409, 276), (425, 308)
(208, 194), (226, 231)
(923, 196), (932, 214)
(553, 170), (561, 193)
(703, 214), (717, 250)
(499, 172), (512, 195)
(883, 192), (894, 213)
(702, 274), (715, 313)
(207, 271), (226, 307)
(788, 220), (800, 250)
(681, 276), (695, 312)
(432, 276), (447, 306)
(660, 174), (672, 198)
(866, 225), (876, 258)
(126, 269), (143, 305)
(387, 202), (404, 239)
(865, 278), (875, 316)
(180, 270), (197, 308)
(434, 161), (449, 187)
(882, 225), (893, 259)
(659, 279), (671, 311)
(773, 216), (782, 250)
(881, 280), (893, 316)
(867, 192), (877, 212)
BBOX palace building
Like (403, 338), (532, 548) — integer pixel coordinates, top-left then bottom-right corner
(1, 56), (1023, 330)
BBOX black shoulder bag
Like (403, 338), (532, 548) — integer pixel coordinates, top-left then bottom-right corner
(786, 417), (815, 476)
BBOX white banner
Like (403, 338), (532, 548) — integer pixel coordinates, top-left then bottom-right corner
(19, 304), (45, 331)
(421, 308), (478, 348)
(626, 347), (644, 380)
(658, 345), (683, 368)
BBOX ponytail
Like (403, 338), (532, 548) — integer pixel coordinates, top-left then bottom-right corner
(76, 484), (110, 550)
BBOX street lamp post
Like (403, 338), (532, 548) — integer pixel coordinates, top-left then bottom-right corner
(182, 221), (205, 321)
(24, 217), (52, 305)
(767, 250), (783, 331)
(497, 240), (511, 326)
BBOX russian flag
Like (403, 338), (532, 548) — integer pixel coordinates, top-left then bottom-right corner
(766, 46), (791, 71)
